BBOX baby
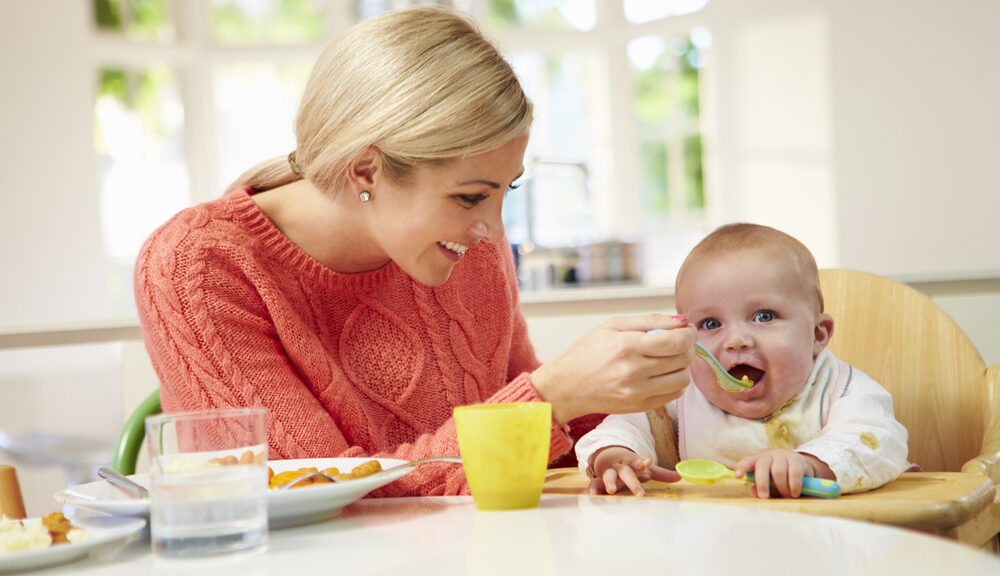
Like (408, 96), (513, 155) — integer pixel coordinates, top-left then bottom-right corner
(576, 223), (910, 498)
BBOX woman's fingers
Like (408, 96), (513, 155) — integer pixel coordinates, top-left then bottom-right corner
(532, 315), (696, 421)
(600, 313), (689, 334)
(640, 325), (697, 359)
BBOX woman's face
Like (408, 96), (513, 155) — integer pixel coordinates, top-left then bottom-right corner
(367, 132), (529, 286)
(676, 248), (832, 419)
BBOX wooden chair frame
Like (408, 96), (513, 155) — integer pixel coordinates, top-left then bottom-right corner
(819, 269), (999, 550)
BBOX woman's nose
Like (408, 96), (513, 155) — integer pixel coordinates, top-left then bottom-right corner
(471, 216), (505, 243)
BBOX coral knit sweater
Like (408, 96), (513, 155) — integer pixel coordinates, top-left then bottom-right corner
(134, 187), (594, 496)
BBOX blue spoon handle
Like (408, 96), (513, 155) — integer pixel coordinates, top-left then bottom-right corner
(745, 472), (841, 498)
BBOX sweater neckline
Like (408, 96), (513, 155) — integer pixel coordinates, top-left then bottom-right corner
(227, 186), (401, 291)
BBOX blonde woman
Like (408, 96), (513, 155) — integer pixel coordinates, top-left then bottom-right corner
(135, 6), (694, 496)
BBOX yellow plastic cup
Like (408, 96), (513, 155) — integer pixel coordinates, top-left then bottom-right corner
(453, 402), (551, 511)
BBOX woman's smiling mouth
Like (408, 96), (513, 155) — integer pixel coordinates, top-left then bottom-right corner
(438, 240), (469, 259)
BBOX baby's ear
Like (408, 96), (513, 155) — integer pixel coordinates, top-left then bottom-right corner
(813, 313), (834, 356)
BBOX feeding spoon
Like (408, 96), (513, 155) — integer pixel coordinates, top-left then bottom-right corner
(646, 329), (753, 392)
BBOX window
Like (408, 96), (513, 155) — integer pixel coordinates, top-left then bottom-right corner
(90, 0), (711, 305)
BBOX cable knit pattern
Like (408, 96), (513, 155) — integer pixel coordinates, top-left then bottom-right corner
(134, 187), (574, 496)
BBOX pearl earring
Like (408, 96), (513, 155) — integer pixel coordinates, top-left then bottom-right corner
(359, 191), (371, 202)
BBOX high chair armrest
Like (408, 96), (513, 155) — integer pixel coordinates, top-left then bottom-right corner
(962, 364), (1000, 483)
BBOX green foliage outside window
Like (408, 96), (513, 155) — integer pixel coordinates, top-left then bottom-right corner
(93, 0), (173, 42)
(632, 36), (705, 216)
(484, 0), (589, 32)
(94, 67), (176, 152)
(211, 0), (325, 45)
(641, 141), (669, 213)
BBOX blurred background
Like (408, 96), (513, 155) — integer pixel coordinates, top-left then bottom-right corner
(1, 0), (998, 514)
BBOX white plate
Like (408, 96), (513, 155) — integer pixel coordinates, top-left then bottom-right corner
(0, 515), (145, 573)
(53, 458), (415, 529)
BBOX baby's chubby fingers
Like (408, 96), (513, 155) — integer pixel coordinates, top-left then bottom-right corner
(588, 475), (607, 495)
(613, 462), (647, 497)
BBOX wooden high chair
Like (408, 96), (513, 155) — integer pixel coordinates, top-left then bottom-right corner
(819, 269), (1000, 548)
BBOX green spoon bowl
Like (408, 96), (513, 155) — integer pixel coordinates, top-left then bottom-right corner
(694, 342), (755, 392)
(645, 330), (754, 393)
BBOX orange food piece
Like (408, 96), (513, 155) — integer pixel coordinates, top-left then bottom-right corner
(265, 460), (381, 489)
(41, 512), (75, 545)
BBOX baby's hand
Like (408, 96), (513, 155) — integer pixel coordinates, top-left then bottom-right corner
(587, 446), (680, 496)
(734, 450), (835, 499)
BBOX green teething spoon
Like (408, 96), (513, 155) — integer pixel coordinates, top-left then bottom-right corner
(675, 459), (841, 498)
(646, 330), (753, 392)
(693, 342), (755, 392)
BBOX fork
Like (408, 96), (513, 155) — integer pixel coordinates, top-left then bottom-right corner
(278, 456), (463, 491)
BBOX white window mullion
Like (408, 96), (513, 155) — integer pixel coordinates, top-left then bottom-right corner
(173, 1), (218, 203)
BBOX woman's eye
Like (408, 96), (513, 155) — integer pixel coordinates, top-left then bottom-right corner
(753, 310), (776, 323)
(505, 181), (522, 195)
(697, 318), (721, 331)
(456, 194), (487, 207)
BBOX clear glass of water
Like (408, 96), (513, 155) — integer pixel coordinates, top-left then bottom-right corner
(145, 408), (269, 557)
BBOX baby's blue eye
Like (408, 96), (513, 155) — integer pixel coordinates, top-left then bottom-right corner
(698, 318), (721, 330)
(754, 310), (775, 323)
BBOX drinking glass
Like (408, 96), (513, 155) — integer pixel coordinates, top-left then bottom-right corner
(453, 402), (551, 511)
(145, 408), (268, 557)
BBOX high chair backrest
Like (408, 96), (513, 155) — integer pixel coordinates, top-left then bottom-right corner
(819, 269), (1000, 478)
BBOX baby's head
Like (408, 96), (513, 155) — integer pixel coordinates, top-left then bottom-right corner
(676, 223), (834, 419)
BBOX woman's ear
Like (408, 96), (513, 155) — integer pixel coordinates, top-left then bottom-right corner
(346, 146), (382, 193)
(813, 313), (835, 356)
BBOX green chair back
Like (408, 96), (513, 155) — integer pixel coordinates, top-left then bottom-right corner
(112, 389), (161, 475)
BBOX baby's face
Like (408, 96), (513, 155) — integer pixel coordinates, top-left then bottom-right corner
(676, 249), (831, 419)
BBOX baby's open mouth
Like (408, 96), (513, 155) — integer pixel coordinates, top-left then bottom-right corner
(727, 364), (764, 386)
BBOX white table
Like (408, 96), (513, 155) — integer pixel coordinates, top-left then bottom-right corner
(35, 495), (1000, 575)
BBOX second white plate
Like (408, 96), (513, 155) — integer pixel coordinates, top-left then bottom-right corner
(0, 515), (145, 574)
(53, 458), (415, 529)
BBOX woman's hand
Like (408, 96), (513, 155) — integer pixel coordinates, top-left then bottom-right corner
(734, 449), (836, 499)
(531, 313), (695, 424)
(587, 446), (680, 496)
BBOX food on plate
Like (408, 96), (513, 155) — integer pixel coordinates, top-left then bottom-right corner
(161, 451), (384, 490)
(209, 450), (266, 467)
(268, 460), (383, 490)
(165, 450), (267, 473)
(0, 512), (89, 554)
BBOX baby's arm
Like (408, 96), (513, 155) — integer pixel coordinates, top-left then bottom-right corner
(734, 449), (835, 499)
(794, 373), (909, 493)
(588, 446), (680, 496)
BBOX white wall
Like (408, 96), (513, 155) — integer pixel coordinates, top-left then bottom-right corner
(703, 0), (1000, 276)
(1, 1), (115, 325)
(829, 1), (999, 277)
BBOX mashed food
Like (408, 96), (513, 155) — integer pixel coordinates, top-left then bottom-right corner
(0, 513), (88, 554)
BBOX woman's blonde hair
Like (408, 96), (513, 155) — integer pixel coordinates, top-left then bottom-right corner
(227, 6), (533, 195)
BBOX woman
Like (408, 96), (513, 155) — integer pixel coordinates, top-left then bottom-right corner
(134, 6), (694, 496)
